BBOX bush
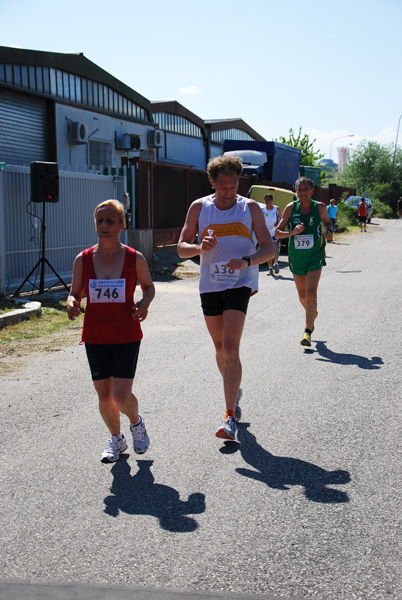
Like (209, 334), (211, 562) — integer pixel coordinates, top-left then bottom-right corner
(371, 197), (394, 219)
(335, 200), (358, 232)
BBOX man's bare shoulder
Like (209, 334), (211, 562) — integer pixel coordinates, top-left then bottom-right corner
(247, 198), (262, 210)
(191, 197), (205, 205)
(187, 198), (204, 215)
(283, 201), (294, 213)
(317, 201), (330, 214)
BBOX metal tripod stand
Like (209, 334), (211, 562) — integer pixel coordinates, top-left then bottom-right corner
(12, 201), (69, 297)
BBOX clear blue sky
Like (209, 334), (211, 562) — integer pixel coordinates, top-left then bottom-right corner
(1, 0), (401, 159)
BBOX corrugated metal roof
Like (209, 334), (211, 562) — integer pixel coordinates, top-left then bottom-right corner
(0, 46), (150, 114)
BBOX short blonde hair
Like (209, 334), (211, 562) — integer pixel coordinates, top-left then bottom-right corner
(94, 199), (126, 227)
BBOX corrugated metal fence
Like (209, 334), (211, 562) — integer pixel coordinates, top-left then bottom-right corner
(0, 165), (126, 294)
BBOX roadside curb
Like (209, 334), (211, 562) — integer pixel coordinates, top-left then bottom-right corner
(0, 301), (42, 329)
(0, 579), (301, 600)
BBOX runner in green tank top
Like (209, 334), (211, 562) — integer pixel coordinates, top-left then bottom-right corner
(275, 177), (334, 347)
(288, 197), (326, 275)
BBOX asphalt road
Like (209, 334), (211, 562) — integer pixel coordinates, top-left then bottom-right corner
(1, 218), (401, 600)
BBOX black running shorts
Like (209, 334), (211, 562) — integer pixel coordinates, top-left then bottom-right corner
(85, 341), (141, 380)
(200, 286), (252, 316)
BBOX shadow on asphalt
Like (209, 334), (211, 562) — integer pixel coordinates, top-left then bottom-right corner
(104, 458), (205, 532)
(149, 272), (183, 283)
(260, 260), (294, 282)
(220, 423), (350, 504)
(313, 341), (384, 369)
(264, 273), (294, 281)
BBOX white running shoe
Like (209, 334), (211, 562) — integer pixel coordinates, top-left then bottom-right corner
(216, 416), (237, 441)
(130, 415), (150, 454)
(101, 434), (128, 463)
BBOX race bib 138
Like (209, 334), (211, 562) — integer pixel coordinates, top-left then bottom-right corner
(210, 262), (240, 285)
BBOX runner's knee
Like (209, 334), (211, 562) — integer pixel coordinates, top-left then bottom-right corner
(305, 289), (318, 303)
(222, 341), (239, 365)
(98, 393), (114, 408)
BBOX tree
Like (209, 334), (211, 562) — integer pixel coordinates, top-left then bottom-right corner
(276, 127), (324, 166)
(339, 141), (402, 210)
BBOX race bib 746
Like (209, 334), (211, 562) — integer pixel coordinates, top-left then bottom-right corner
(89, 279), (126, 303)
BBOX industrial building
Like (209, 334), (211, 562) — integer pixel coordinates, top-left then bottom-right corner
(0, 46), (265, 293)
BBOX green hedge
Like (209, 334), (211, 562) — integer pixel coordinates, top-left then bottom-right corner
(335, 202), (358, 232)
(371, 198), (394, 219)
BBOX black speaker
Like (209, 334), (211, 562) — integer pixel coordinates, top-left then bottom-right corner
(31, 161), (59, 203)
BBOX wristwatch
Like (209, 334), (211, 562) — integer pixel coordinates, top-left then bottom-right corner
(242, 256), (251, 266)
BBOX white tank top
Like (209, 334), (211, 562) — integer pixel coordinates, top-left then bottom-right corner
(198, 195), (259, 294)
(261, 206), (279, 236)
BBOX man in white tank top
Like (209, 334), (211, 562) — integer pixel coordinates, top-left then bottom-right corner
(262, 194), (282, 275)
(178, 155), (275, 441)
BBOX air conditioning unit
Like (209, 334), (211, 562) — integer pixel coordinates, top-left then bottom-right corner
(115, 133), (141, 151)
(69, 121), (88, 144)
(148, 129), (163, 148)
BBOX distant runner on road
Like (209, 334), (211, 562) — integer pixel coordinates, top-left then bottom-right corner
(275, 177), (333, 347)
(398, 196), (402, 218)
(67, 199), (155, 463)
(177, 155), (275, 441)
(262, 193), (282, 275)
(358, 198), (368, 232)
(327, 199), (338, 242)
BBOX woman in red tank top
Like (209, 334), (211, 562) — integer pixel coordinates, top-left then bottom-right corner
(67, 200), (155, 463)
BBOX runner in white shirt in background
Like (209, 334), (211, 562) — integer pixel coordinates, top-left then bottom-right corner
(262, 194), (282, 275)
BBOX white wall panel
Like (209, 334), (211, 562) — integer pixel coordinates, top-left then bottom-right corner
(0, 166), (125, 294)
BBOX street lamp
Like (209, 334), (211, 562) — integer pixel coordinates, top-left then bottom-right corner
(389, 113), (402, 204)
(330, 134), (354, 161)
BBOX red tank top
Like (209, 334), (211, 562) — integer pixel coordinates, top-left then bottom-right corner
(81, 245), (143, 344)
(358, 201), (367, 216)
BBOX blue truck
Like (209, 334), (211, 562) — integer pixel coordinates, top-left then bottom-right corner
(223, 140), (301, 186)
